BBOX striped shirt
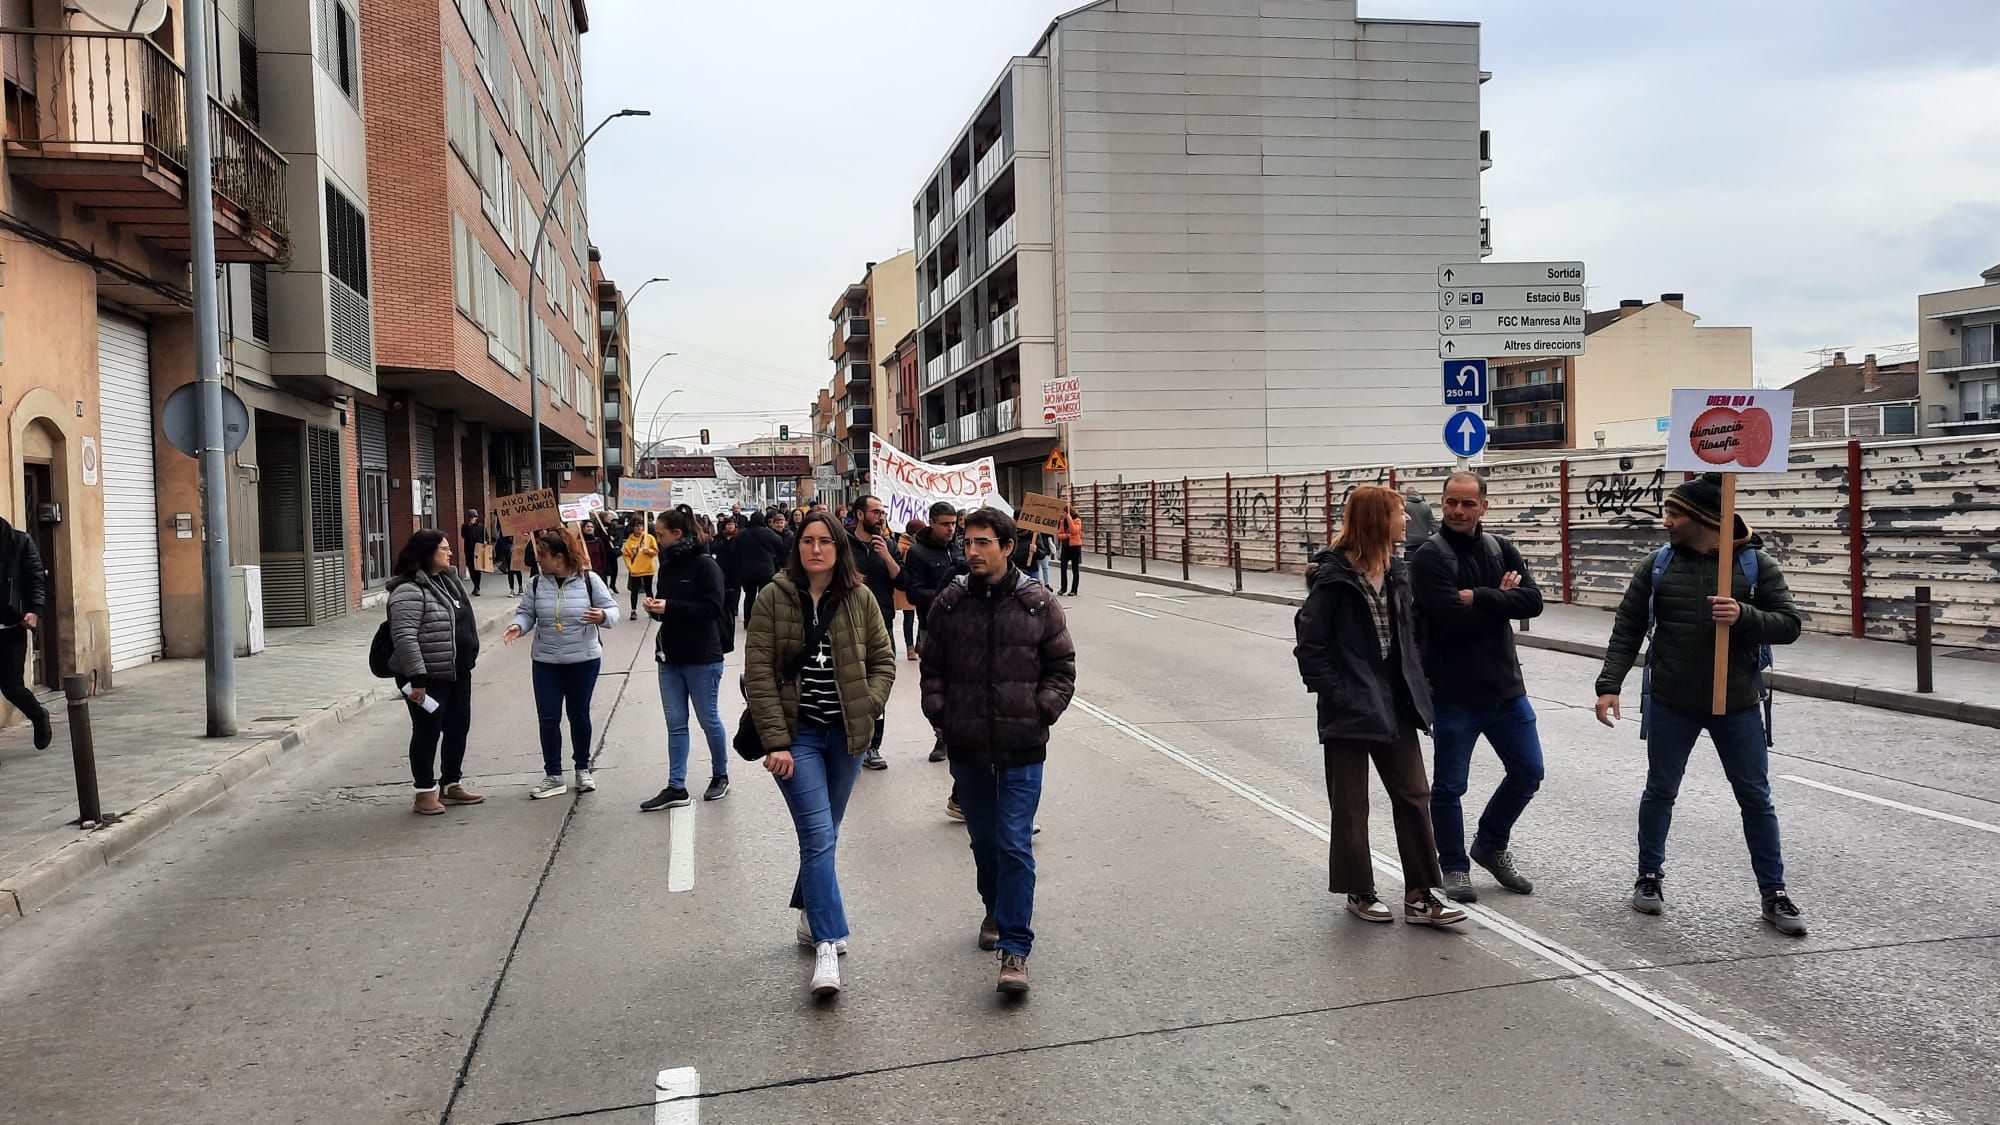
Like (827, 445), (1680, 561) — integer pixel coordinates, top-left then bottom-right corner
(796, 595), (842, 727)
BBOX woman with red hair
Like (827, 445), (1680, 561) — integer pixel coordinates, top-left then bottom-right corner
(1293, 485), (1464, 927)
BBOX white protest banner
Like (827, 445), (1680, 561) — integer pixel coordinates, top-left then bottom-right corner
(558, 492), (606, 522)
(1041, 377), (1081, 424)
(869, 432), (1012, 530)
(1664, 388), (1794, 473)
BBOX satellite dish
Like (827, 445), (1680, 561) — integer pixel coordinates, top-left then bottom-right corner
(70, 0), (170, 35)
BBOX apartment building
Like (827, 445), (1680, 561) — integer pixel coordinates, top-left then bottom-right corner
(1481, 295), (1752, 451)
(822, 251), (915, 493)
(593, 252), (634, 497)
(884, 329), (922, 453)
(0, 0), (397, 704)
(1918, 263), (2000, 437)
(910, 0), (1492, 497)
(359, 0), (601, 583)
(1786, 352), (1920, 441)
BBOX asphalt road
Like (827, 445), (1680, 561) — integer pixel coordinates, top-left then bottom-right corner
(1, 572), (1994, 1124)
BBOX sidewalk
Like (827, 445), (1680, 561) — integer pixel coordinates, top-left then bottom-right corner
(1083, 559), (2000, 729)
(0, 589), (519, 930)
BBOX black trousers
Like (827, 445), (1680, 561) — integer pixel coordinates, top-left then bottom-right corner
(628, 574), (653, 613)
(0, 627), (46, 724)
(403, 675), (473, 790)
(742, 578), (767, 624)
(1060, 546), (1083, 593)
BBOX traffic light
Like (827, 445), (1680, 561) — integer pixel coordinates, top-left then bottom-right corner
(700, 428), (710, 445)
(779, 424), (790, 440)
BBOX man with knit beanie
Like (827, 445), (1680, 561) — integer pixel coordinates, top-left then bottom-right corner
(1593, 472), (1808, 936)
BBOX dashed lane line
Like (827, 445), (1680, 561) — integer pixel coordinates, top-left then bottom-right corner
(1101, 603), (1159, 620)
(655, 1067), (700, 1123)
(1073, 697), (1917, 1125)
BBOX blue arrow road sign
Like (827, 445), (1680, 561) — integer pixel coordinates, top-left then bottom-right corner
(1444, 410), (1488, 458)
(1442, 359), (1488, 406)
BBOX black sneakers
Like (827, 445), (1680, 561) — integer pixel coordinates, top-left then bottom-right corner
(1630, 875), (1665, 915)
(641, 787), (692, 812)
(1762, 892), (1808, 936)
(30, 710), (52, 750)
(703, 776), (730, 802)
(927, 740), (948, 763)
(863, 748), (888, 771)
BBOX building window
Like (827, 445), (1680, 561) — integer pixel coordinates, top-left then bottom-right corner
(1882, 404), (1917, 435)
(1961, 377), (1999, 421)
(1962, 323), (1996, 367)
(249, 263), (269, 343)
(237, 31), (261, 124)
(324, 181), (369, 297)
(316, 0), (361, 106)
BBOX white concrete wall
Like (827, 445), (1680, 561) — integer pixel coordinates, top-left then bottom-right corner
(1047, 1), (1483, 479)
(1569, 304), (1752, 448)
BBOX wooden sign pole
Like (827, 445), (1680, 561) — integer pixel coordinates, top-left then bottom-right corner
(1710, 472), (1736, 715)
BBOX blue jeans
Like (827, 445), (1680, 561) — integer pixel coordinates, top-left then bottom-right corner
(779, 722), (865, 944)
(532, 659), (600, 776)
(1639, 703), (1786, 893)
(1430, 696), (1545, 872)
(950, 760), (1044, 957)
(659, 661), (728, 789)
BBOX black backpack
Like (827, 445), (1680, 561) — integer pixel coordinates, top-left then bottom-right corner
(368, 618), (394, 678)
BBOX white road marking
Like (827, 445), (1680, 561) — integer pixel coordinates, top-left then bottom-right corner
(656, 1066), (700, 1123)
(1102, 603), (1160, 620)
(668, 805), (697, 892)
(1073, 698), (1916, 1125)
(1780, 774), (2000, 836)
(1134, 592), (1190, 604)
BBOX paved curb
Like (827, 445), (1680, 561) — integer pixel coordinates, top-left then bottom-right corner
(0, 613), (515, 933)
(1081, 564), (1999, 732)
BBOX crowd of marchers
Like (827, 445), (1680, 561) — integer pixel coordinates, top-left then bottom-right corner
(366, 464), (1806, 1005)
(377, 494), (1082, 999)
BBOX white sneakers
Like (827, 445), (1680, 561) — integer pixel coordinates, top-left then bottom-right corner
(795, 911), (848, 954)
(576, 769), (596, 793)
(810, 942), (842, 996)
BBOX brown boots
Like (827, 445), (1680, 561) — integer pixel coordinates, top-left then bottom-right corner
(414, 784), (483, 815)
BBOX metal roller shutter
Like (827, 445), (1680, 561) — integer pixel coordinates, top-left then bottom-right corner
(357, 406), (388, 469)
(97, 313), (164, 671)
(414, 424), (436, 479)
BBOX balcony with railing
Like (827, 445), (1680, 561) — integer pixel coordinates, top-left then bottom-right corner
(925, 353), (946, 387)
(1928, 347), (1998, 372)
(1488, 420), (1566, 447)
(975, 140), (1006, 189)
(986, 213), (1018, 264)
(952, 177), (974, 217)
(928, 211), (947, 243)
(1490, 381), (1563, 407)
(941, 268), (964, 302)
(946, 339), (968, 372)
(926, 397), (1021, 454)
(3, 27), (290, 261)
(846, 403), (873, 432)
(991, 306), (1020, 351)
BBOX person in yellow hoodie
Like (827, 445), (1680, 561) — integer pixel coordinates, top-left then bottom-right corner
(622, 521), (660, 614)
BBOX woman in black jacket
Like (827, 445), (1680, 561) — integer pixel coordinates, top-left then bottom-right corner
(387, 529), (484, 816)
(1293, 485), (1462, 927)
(640, 509), (732, 811)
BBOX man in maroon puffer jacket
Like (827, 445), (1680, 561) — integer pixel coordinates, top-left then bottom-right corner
(921, 507), (1076, 996)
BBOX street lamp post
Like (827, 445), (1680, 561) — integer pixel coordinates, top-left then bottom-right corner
(527, 108), (650, 489)
(602, 277), (665, 483)
(630, 352), (679, 422)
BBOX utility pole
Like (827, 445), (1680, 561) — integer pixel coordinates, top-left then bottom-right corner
(183, 0), (234, 736)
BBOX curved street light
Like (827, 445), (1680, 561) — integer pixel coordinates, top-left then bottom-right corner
(527, 107), (651, 485)
(630, 352), (680, 420)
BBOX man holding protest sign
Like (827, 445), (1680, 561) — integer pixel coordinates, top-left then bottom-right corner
(1594, 387), (1807, 937)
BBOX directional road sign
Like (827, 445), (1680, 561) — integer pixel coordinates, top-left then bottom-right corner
(1442, 359), (1487, 406)
(1442, 309), (1587, 335)
(1443, 411), (1488, 458)
(1437, 261), (1585, 288)
(1440, 284), (1586, 311)
(1439, 332), (1586, 359)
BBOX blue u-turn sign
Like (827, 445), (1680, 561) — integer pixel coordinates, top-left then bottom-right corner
(1442, 359), (1488, 405)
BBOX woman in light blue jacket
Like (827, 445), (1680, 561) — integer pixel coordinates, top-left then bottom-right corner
(503, 526), (621, 799)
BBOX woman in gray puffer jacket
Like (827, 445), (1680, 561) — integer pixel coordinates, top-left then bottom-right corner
(503, 526), (622, 799)
(388, 529), (484, 816)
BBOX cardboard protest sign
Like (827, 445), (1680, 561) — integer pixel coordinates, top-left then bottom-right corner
(868, 432), (1011, 529)
(1017, 493), (1066, 536)
(1665, 389), (1794, 473)
(617, 478), (674, 510)
(472, 543), (495, 573)
(493, 489), (561, 536)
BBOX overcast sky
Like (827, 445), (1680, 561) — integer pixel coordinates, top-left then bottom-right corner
(581, 0), (2000, 448)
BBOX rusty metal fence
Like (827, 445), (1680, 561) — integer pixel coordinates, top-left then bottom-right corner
(1079, 436), (2000, 650)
